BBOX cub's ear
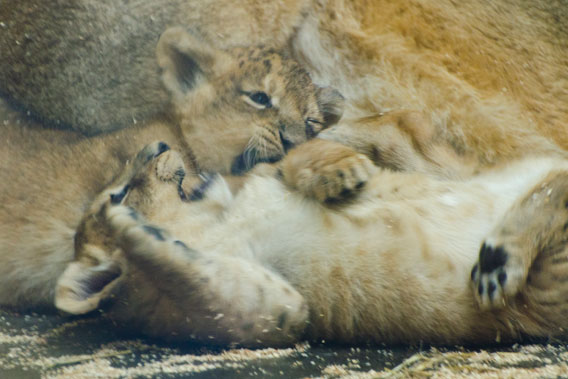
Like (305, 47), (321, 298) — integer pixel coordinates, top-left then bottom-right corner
(316, 87), (345, 127)
(54, 246), (123, 315)
(156, 26), (233, 102)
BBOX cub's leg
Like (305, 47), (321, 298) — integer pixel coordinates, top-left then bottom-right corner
(472, 171), (568, 321)
(280, 138), (377, 203)
(105, 204), (308, 347)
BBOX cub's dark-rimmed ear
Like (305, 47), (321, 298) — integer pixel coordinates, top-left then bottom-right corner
(156, 27), (233, 101)
(54, 246), (123, 315)
(316, 86), (345, 127)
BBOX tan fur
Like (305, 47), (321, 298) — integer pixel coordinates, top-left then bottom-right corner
(0, 28), (343, 309)
(57, 133), (568, 347)
(318, 111), (479, 179)
(2, 1), (565, 160)
(292, 0), (568, 166)
(1, 2), (567, 346)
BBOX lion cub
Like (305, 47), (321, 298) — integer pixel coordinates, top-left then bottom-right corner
(56, 131), (568, 346)
(0, 27), (343, 309)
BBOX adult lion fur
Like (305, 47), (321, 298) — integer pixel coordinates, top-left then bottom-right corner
(0, 0), (311, 134)
(1, 0), (566, 167)
(291, 0), (568, 165)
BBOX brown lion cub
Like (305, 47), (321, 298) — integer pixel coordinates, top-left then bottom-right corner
(55, 129), (568, 347)
(0, 27), (343, 310)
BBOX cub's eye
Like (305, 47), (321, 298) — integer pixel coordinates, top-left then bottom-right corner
(249, 92), (271, 107)
(241, 90), (272, 110)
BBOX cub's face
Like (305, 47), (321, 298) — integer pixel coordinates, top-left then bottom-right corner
(157, 27), (344, 174)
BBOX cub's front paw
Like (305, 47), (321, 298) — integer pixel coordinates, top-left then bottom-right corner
(280, 139), (377, 203)
(471, 242), (527, 311)
(104, 203), (200, 269)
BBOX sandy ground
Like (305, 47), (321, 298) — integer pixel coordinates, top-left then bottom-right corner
(2, 308), (568, 379)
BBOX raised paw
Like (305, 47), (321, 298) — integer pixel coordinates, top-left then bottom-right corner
(280, 139), (377, 203)
(105, 204), (147, 237)
(471, 242), (527, 311)
(105, 203), (198, 259)
(472, 171), (568, 311)
(105, 203), (170, 244)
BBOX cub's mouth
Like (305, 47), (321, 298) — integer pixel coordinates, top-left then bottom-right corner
(230, 148), (283, 175)
(230, 132), (296, 175)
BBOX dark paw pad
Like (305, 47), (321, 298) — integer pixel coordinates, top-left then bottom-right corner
(479, 243), (508, 273)
(473, 242), (517, 309)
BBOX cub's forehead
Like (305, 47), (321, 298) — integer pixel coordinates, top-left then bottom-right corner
(229, 46), (317, 112)
(231, 46), (312, 86)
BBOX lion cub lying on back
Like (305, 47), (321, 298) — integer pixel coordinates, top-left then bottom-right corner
(56, 125), (568, 346)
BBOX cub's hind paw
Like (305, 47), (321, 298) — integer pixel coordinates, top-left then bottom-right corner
(471, 242), (526, 310)
(472, 172), (568, 311)
(281, 139), (377, 203)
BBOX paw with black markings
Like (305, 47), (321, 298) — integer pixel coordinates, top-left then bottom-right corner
(471, 171), (568, 311)
(471, 242), (528, 310)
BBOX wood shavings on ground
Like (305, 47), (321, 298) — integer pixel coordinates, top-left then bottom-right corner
(1, 308), (568, 378)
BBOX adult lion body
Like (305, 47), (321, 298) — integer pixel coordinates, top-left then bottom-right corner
(2, 0), (566, 167)
(292, 0), (567, 165)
